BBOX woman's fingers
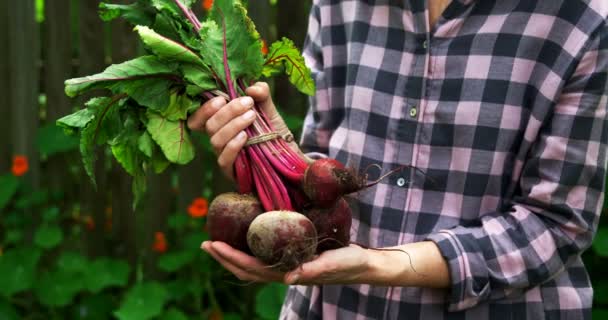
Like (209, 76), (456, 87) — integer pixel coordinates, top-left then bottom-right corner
(187, 97), (226, 132)
(209, 107), (256, 153)
(217, 131), (248, 179)
(205, 96), (254, 135)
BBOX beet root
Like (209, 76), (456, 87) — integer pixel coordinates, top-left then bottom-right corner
(207, 192), (263, 252)
(303, 159), (365, 208)
(304, 197), (352, 253)
(247, 211), (317, 271)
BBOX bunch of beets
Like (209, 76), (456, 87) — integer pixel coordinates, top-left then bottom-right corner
(58, 0), (386, 271)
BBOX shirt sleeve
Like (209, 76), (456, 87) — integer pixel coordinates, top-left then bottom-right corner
(426, 25), (608, 312)
(299, 1), (341, 158)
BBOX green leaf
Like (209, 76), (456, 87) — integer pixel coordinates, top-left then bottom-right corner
(151, 147), (171, 173)
(165, 279), (194, 301)
(70, 293), (115, 320)
(201, 0), (265, 83)
(114, 282), (168, 320)
(56, 251), (89, 274)
(135, 25), (205, 66)
(79, 96), (125, 186)
(160, 307), (188, 320)
(85, 258), (130, 293)
(56, 108), (96, 130)
(158, 250), (196, 272)
(138, 131), (155, 158)
(0, 298), (19, 320)
(35, 269), (84, 307)
(255, 283), (287, 320)
(146, 110), (194, 165)
(111, 115), (145, 176)
(0, 174), (19, 212)
(4, 230), (23, 245)
(168, 213), (189, 229)
(0, 247), (41, 297)
(42, 207), (60, 223)
(65, 56), (175, 97)
(37, 123), (79, 157)
(593, 227), (608, 257)
(15, 189), (49, 209)
(34, 224), (63, 249)
(263, 38), (315, 96)
(161, 93), (193, 121)
(181, 64), (217, 91)
(99, 2), (155, 26)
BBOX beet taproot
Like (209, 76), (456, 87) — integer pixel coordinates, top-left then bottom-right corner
(207, 192), (263, 252)
(246, 210), (317, 271)
(304, 197), (352, 253)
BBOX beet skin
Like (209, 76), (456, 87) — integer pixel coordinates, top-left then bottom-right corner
(247, 211), (317, 271)
(207, 192), (263, 252)
(304, 197), (352, 253)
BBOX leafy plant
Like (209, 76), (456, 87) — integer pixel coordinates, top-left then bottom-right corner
(57, 0), (314, 208)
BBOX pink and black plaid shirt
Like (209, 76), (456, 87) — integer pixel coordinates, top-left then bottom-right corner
(281, 0), (608, 319)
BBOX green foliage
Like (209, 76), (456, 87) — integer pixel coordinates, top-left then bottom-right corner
(114, 282), (168, 320)
(37, 123), (79, 157)
(255, 283), (287, 320)
(0, 247), (41, 298)
(34, 224), (63, 249)
(263, 38), (315, 95)
(59, 0), (314, 207)
(86, 258), (131, 293)
(0, 175), (19, 212)
(594, 227), (608, 257)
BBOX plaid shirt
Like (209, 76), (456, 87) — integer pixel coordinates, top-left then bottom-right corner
(280, 0), (608, 319)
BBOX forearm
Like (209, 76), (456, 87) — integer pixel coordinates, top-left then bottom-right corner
(363, 241), (450, 288)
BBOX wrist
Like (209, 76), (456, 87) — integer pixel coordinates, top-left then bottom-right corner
(363, 248), (402, 285)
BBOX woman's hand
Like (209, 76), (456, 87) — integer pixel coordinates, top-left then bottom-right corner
(201, 240), (451, 288)
(201, 241), (372, 285)
(186, 82), (303, 180)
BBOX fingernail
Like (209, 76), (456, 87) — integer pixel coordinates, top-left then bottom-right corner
(240, 96), (253, 107)
(287, 273), (300, 284)
(242, 110), (256, 120)
(212, 98), (225, 108)
(237, 131), (247, 141)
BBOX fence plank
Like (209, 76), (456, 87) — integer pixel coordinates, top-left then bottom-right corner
(109, 3), (140, 264)
(79, 0), (110, 256)
(44, 0), (75, 193)
(0, 0), (11, 172)
(7, 0), (40, 186)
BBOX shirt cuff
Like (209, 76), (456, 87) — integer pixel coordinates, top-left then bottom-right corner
(426, 230), (491, 312)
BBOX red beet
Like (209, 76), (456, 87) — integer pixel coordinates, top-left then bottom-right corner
(304, 197), (352, 253)
(303, 159), (364, 207)
(207, 192), (263, 252)
(247, 211), (317, 271)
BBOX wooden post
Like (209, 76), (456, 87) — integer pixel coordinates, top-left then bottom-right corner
(6, 0), (40, 186)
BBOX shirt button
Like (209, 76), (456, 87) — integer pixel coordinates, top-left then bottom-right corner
(423, 40), (429, 49)
(409, 107), (418, 118)
(397, 177), (406, 187)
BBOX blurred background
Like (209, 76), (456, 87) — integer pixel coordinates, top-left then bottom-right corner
(1, 1), (608, 319)
(0, 0), (311, 319)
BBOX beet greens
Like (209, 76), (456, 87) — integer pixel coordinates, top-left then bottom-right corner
(57, 0), (315, 209)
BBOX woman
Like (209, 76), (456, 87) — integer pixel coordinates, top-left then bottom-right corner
(189, 0), (608, 318)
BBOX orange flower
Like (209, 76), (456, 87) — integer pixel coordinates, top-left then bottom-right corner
(188, 197), (209, 218)
(153, 231), (167, 253)
(261, 39), (269, 55)
(11, 155), (28, 177)
(203, 0), (213, 11)
(83, 215), (95, 231)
